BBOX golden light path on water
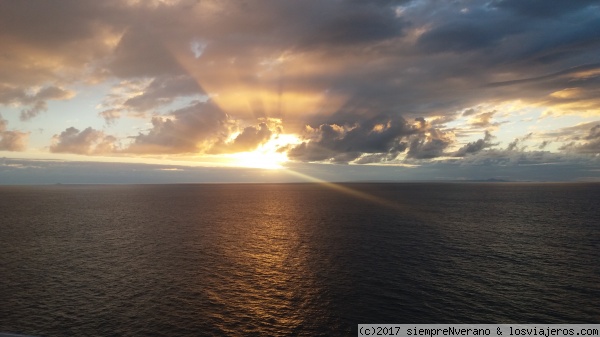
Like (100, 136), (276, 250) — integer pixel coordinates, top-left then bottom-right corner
(220, 133), (431, 221)
(281, 167), (417, 214)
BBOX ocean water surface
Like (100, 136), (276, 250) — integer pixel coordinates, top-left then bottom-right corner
(0, 183), (599, 336)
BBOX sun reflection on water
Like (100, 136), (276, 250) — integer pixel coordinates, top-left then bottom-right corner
(201, 186), (323, 335)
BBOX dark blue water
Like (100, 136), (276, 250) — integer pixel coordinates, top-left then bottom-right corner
(1, 183), (599, 336)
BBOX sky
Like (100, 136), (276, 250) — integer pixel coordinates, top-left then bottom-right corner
(0, 0), (599, 183)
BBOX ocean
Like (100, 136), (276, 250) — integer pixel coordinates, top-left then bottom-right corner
(0, 183), (598, 336)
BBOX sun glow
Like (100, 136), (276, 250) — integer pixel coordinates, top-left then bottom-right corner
(230, 150), (287, 169)
(229, 134), (301, 169)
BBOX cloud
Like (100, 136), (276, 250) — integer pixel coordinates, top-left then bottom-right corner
(538, 140), (551, 149)
(469, 111), (499, 128)
(0, 1), (128, 88)
(300, 3), (406, 48)
(541, 120), (600, 153)
(506, 132), (533, 151)
(560, 124), (600, 154)
(21, 86), (75, 120)
(417, 19), (515, 54)
(0, 85), (74, 105)
(0, 84), (75, 121)
(491, 0), (599, 18)
(50, 127), (117, 155)
(99, 109), (121, 125)
(541, 121), (598, 139)
(0, 131), (28, 152)
(0, 0), (598, 180)
(34, 86), (75, 101)
(95, 75), (205, 125)
(3, 0), (600, 126)
(288, 115), (417, 163)
(462, 108), (478, 117)
(122, 75), (204, 112)
(0, 115), (29, 151)
(210, 122), (274, 154)
(406, 126), (453, 159)
(287, 115), (458, 163)
(406, 138), (449, 160)
(124, 100), (230, 154)
(454, 131), (496, 157)
(20, 101), (48, 121)
(108, 25), (185, 78)
(584, 125), (600, 140)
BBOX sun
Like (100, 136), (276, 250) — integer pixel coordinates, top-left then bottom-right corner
(229, 134), (301, 170)
(230, 150), (287, 169)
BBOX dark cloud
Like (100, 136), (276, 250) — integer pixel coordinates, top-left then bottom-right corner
(395, 117), (456, 160)
(354, 152), (405, 164)
(109, 25), (185, 78)
(462, 108), (478, 117)
(406, 127), (453, 159)
(0, 1), (128, 87)
(561, 124), (600, 154)
(35, 86), (75, 101)
(3, 0), (599, 126)
(417, 18), (516, 53)
(123, 75), (204, 112)
(393, 1), (600, 119)
(21, 86), (75, 120)
(506, 138), (519, 152)
(491, 0), (599, 18)
(20, 101), (48, 121)
(301, 3), (405, 48)
(454, 131), (495, 157)
(0, 0), (598, 179)
(50, 127), (117, 155)
(0, 85), (73, 106)
(538, 140), (550, 149)
(541, 121), (599, 139)
(486, 63), (600, 88)
(124, 100), (230, 154)
(210, 122), (273, 153)
(0, 85), (75, 121)
(584, 125), (600, 140)
(0, 0), (124, 47)
(406, 138), (450, 159)
(288, 115), (416, 163)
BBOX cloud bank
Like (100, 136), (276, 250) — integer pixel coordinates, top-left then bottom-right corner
(0, 0), (598, 180)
